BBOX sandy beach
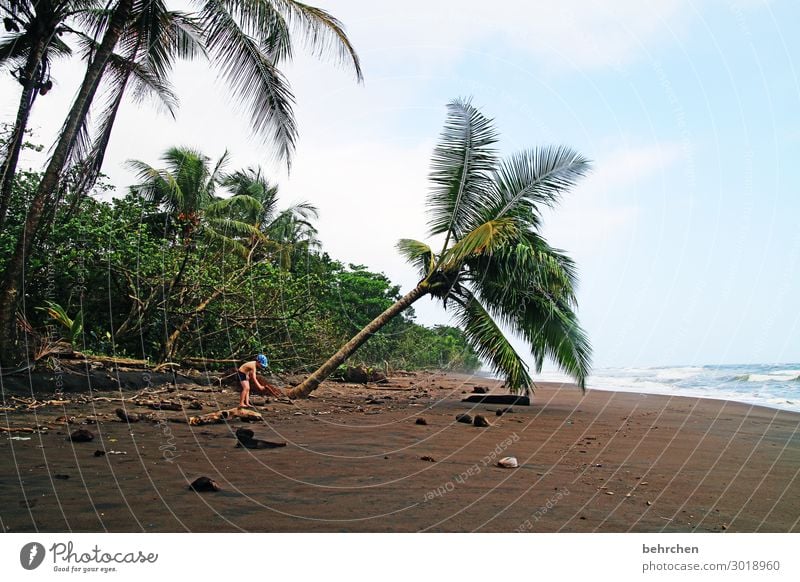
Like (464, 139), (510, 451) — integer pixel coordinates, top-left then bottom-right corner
(1, 368), (798, 533)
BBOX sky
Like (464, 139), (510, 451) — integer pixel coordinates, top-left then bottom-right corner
(2, 0), (799, 372)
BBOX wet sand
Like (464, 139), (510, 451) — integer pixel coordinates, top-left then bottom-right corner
(1, 370), (798, 532)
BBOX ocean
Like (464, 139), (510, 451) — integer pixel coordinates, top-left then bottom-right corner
(532, 363), (800, 414)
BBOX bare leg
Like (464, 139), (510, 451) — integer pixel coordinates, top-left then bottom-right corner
(239, 380), (251, 407)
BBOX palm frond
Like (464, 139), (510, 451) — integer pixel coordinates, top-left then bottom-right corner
(437, 217), (518, 271)
(199, 0), (297, 164)
(396, 238), (434, 279)
(450, 291), (534, 394)
(491, 146), (590, 223)
(427, 98), (499, 247)
(266, 0), (362, 80)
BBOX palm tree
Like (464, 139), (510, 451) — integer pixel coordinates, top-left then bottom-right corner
(127, 146), (322, 359)
(220, 166), (318, 267)
(0, 0), (362, 364)
(286, 99), (592, 399)
(0, 0), (97, 229)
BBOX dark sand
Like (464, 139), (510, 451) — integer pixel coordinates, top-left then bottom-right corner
(1, 369), (798, 532)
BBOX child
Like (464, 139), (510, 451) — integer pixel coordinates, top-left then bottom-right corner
(237, 354), (282, 407)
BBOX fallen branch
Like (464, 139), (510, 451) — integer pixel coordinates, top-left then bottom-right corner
(188, 407), (262, 426)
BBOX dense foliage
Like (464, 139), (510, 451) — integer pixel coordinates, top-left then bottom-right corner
(0, 140), (480, 374)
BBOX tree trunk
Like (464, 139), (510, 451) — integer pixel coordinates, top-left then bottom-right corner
(0, 0), (133, 365)
(286, 284), (428, 399)
(0, 32), (48, 229)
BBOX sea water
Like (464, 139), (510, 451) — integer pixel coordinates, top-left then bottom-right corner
(533, 363), (800, 414)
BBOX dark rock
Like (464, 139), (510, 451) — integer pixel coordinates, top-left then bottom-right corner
(456, 413), (472, 424)
(338, 365), (387, 384)
(93, 450), (106, 457)
(68, 429), (94, 442)
(115, 408), (139, 423)
(415, 418), (428, 426)
(235, 428), (255, 442)
(187, 401), (203, 410)
(462, 394), (530, 406)
(473, 415), (490, 427)
(189, 476), (221, 492)
(234, 427), (286, 449)
(54, 474), (70, 480)
(420, 456), (436, 462)
(472, 386), (488, 394)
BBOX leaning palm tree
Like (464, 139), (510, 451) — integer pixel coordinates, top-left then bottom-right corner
(286, 99), (592, 399)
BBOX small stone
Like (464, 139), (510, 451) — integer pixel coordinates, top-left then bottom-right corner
(189, 476), (221, 492)
(721, 524), (728, 530)
(473, 415), (490, 427)
(93, 450), (106, 457)
(54, 474), (70, 480)
(646, 501), (652, 506)
(420, 456), (436, 462)
(456, 413), (472, 424)
(472, 386), (488, 394)
(415, 418), (428, 425)
(68, 429), (94, 443)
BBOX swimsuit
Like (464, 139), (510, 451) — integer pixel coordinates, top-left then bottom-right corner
(237, 370), (248, 382)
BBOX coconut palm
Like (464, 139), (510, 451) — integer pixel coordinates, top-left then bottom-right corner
(0, 0), (362, 364)
(220, 166), (318, 267)
(0, 0), (97, 229)
(286, 99), (592, 399)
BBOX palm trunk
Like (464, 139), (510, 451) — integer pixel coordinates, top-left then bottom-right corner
(0, 31), (48, 230)
(0, 0), (133, 365)
(286, 284), (429, 399)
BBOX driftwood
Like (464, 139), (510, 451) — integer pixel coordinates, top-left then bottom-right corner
(188, 407), (262, 426)
(0, 426), (40, 433)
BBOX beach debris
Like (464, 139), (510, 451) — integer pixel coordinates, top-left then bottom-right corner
(54, 474), (70, 480)
(337, 365), (386, 384)
(188, 407), (262, 426)
(646, 501), (652, 506)
(420, 456), (436, 462)
(68, 428), (94, 442)
(0, 426), (38, 433)
(234, 427), (286, 449)
(472, 386), (488, 394)
(497, 456), (518, 468)
(115, 408), (140, 423)
(495, 407), (514, 416)
(143, 400), (182, 411)
(415, 418), (428, 425)
(107, 450), (127, 455)
(189, 476), (221, 492)
(473, 414), (490, 427)
(456, 413), (472, 424)
(55, 415), (77, 424)
(8, 436), (31, 440)
(94, 450), (106, 457)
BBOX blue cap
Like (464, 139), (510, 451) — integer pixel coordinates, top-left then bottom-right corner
(257, 354), (268, 368)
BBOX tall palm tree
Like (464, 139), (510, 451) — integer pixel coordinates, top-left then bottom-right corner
(0, 0), (361, 364)
(0, 0), (97, 229)
(286, 99), (592, 399)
